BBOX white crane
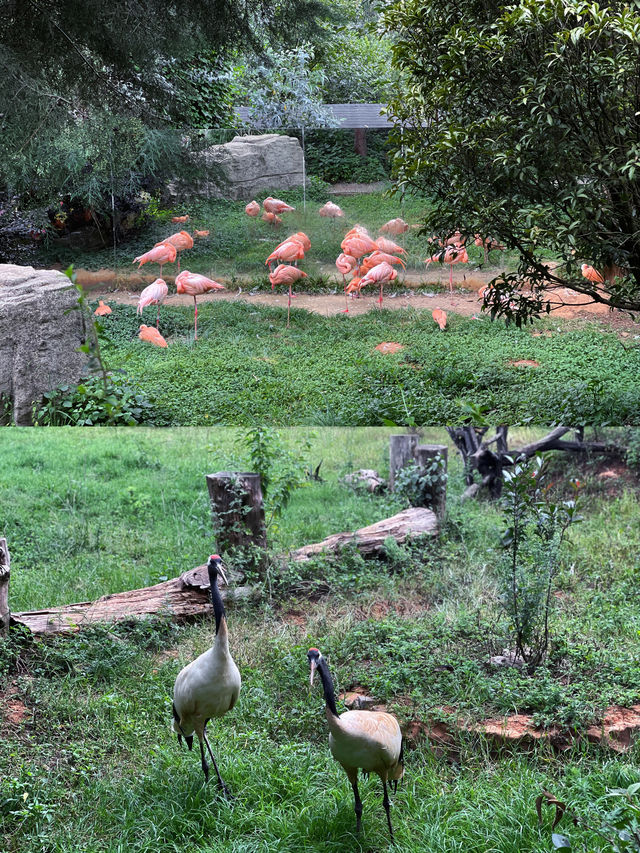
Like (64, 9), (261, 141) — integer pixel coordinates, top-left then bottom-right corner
(307, 648), (404, 840)
(172, 555), (241, 795)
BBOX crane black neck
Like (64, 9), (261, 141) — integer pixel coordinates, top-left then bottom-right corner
(208, 565), (225, 635)
(316, 657), (339, 718)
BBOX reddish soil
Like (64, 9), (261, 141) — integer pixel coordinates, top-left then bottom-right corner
(86, 277), (640, 331)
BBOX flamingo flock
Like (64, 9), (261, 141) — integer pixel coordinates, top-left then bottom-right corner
(93, 196), (605, 346)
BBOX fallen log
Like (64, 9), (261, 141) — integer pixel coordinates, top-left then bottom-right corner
(289, 507), (438, 563)
(12, 564), (251, 636)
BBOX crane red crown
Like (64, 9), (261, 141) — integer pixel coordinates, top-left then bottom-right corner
(209, 554), (221, 561)
(308, 647), (320, 653)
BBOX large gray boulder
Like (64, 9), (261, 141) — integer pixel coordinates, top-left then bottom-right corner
(0, 265), (88, 424)
(197, 134), (304, 200)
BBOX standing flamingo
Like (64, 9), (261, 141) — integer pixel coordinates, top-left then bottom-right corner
(269, 264), (308, 327)
(581, 263), (605, 284)
(358, 261), (398, 307)
(341, 233), (379, 273)
(426, 245), (469, 295)
(137, 278), (168, 329)
(133, 242), (177, 278)
(265, 240), (305, 273)
(156, 230), (194, 273)
(474, 234), (505, 265)
(360, 252), (406, 275)
(376, 237), (407, 256)
(175, 270), (225, 340)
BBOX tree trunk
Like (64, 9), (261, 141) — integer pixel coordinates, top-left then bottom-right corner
(206, 472), (267, 575)
(414, 444), (448, 520)
(389, 434), (419, 490)
(11, 563), (252, 636)
(289, 507), (438, 563)
(0, 538), (10, 636)
(354, 128), (367, 157)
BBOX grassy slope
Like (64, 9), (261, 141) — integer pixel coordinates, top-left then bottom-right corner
(2, 429), (640, 852)
(40, 188), (520, 281)
(96, 301), (640, 425)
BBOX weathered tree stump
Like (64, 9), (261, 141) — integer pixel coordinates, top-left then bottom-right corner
(389, 434), (419, 490)
(0, 538), (10, 636)
(414, 444), (448, 520)
(206, 472), (267, 575)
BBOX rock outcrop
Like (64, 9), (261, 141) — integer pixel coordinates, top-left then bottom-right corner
(0, 264), (88, 424)
(196, 134), (304, 200)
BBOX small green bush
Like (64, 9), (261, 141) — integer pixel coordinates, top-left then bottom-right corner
(32, 373), (157, 426)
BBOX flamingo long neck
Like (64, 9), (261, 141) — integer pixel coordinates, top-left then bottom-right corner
(316, 657), (339, 720)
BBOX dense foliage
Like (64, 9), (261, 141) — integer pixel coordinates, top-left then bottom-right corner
(0, 0), (334, 204)
(383, 0), (640, 319)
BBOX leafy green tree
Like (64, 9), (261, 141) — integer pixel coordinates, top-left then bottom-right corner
(0, 0), (334, 203)
(383, 0), (640, 320)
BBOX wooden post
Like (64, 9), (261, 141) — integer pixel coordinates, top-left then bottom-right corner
(354, 128), (367, 157)
(0, 538), (10, 636)
(414, 445), (448, 521)
(206, 473), (267, 575)
(389, 434), (419, 490)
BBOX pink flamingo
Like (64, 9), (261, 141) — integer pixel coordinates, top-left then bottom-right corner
(137, 278), (168, 329)
(263, 197), (295, 215)
(175, 270), (225, 340)
(360, 252), (406, 275)
(474, 234), (505, 265)
(139, 325), (168, 347)
(358, 261), (398, 308)
(133, 242), (176, 278)
(376, 237), (407, 256)
(245, 201), (260, 217)
(157, 230), (194, 273)
(341, 233), (379, 273)
(380, 218), (409, 236)
(581, 263), (605, 284)
(265, 240), (305, 273)
(319, 201), (344, 218)
(269, 264), (308, 327)
(426, 245), (469, 295)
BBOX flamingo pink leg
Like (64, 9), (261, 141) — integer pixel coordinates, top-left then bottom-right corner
(156, 304), (160, 330)
(449, 264), (453, 296)
(193, 295), (198, 340)
(379, 282), (383, 307)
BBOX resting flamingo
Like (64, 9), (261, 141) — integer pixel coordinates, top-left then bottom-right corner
(261, 212), (282, 226)
(139, 325), (168, 347)
(137, 278), (168, 329)
(245, 201), (260, 217)
(263, 197), (295, 215)
(175, 270), (225, 340)
(360, 252), (406, 275)
(380, 218), (409, 235)
(94, 300), (112, 316)
(319, 201), (344, 218)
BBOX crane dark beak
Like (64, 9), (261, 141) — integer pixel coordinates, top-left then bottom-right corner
(309, 659), (317, 687)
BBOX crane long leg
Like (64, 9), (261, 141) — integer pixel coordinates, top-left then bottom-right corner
(382, 779), (394, 841)
(198, 737), (210, 782)
(203, 730), (232, 798)
(193, 295), (198, 340)
(350, 775), (363, 834)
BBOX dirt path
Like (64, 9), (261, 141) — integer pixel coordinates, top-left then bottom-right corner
(90, 285), (640, 331)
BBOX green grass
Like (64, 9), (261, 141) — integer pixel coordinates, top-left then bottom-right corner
(2, 428), (640, 852)
(39, 188), (519, 281)
(92, 301), (640, 425)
